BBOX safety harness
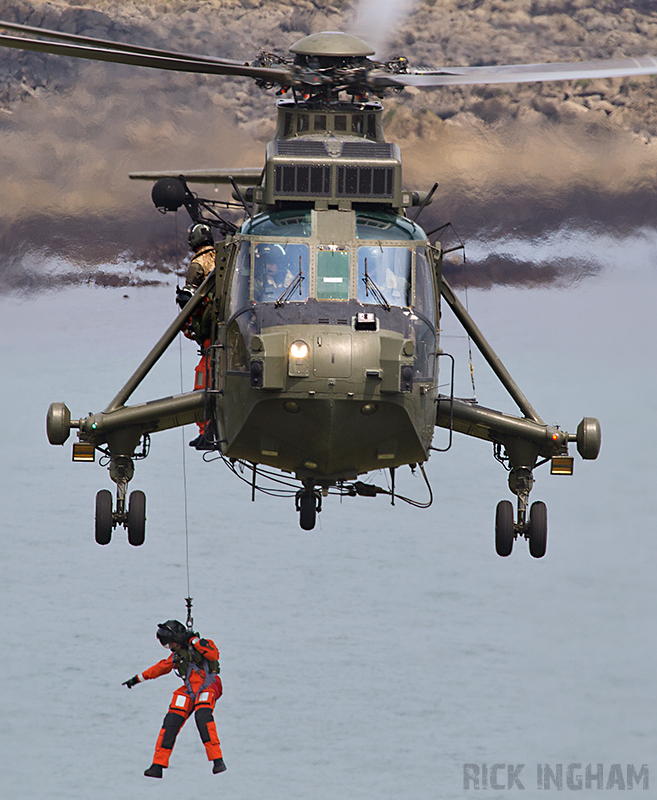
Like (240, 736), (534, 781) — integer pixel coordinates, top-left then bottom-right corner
(173, 645), (219, 703)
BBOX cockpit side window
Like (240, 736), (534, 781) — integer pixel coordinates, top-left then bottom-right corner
(414, 247), (436, 321)
(412, 247), (437, 380)
(228, 241), (251, 318)
(357, 246), (412, 307)
(253, 242), (309, 303)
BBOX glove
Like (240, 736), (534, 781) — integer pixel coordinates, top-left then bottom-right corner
(122, 675), (140, 689)
(176, 285), (193, 310)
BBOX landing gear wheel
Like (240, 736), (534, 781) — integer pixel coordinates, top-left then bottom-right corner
(528, 501), (547, 559)
(299, 493), (317, 531)
(95, 489), (113, 546)
(495, 500), (514, 557)
(127, 490), (146, 546)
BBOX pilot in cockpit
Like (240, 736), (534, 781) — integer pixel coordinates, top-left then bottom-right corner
(254, 244), (294, 302)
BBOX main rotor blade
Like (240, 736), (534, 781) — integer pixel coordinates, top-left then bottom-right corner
(372, 55), (657, 88)
(0, 18), (247, 67)
(0, 32), (293, 83)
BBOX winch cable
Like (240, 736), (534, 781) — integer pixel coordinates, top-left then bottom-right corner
(175, 210), (194, 624)
(179, 332), (192, 606)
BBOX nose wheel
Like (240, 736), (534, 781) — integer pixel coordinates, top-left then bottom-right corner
(295, 486), (322, 530)
(494, 499), (547, 558)
(94, 487), (147, 546)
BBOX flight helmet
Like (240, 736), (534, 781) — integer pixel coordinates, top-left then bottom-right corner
(255, 243), (285, 271)
(156, 619), (187, 646)
(188, 223), (214, 250)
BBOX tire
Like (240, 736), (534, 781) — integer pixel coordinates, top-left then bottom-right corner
(528, 501), (547, 559)
(299, 493), (317, 531)
(95, 489), (113, 545)
(127, 490), (146, 546)
(495, 500), (514, 557)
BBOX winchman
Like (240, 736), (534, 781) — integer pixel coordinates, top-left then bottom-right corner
(123, 620), (226, 779)
(175, 224), (216, 448)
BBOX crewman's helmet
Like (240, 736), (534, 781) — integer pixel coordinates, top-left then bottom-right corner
(188, 223), (214, 251)
(156, 619), (187, 646)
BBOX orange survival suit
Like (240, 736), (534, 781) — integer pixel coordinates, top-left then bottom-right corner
(132, 632), (224, 769)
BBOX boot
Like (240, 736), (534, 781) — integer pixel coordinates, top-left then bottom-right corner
(144, 763), (163, 779)
(212, 758), (227, 774)
(189, 434), (214, 450)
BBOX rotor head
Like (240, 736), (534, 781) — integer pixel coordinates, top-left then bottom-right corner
(289, 32), (375, 58)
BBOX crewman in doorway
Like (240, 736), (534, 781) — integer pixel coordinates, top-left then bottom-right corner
(175, 224), (216, 448)
(177, 223), (216, 305)
(123, 619), (225, 778)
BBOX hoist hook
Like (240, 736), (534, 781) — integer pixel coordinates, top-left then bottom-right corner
(185, 596), (194, 631)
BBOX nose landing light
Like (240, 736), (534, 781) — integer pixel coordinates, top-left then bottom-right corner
(290, 341), (309, 359)
(289, 340), (310, 378)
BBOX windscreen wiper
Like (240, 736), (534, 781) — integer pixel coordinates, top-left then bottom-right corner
(362, 257), (391, 311)
(275, 256), (305, 307)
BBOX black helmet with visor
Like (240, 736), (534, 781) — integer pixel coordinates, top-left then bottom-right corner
(156, 619), (187, 647)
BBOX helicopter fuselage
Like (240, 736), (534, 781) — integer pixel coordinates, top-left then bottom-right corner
(171, 98), (441, 483)
(213, 207), (440, 481)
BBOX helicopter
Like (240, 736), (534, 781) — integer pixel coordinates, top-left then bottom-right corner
(6, 20), (651, 554)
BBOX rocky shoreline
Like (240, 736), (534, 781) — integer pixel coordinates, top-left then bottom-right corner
(0, 0), (656, 288)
